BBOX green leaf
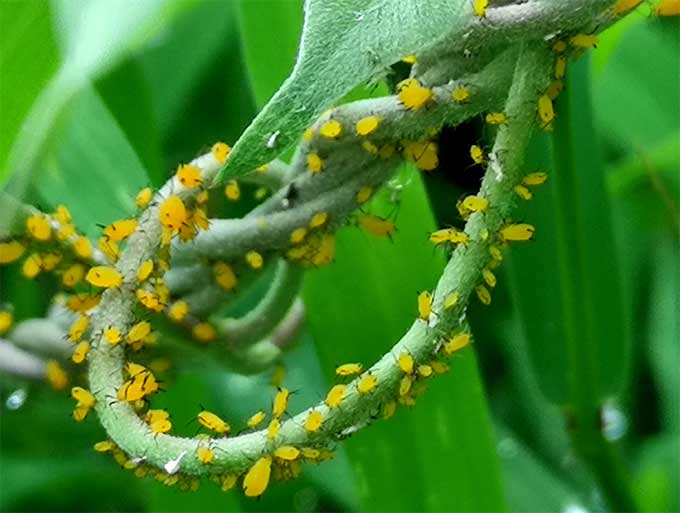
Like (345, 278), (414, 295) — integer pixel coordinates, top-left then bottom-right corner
(35, 86), (149, 237)
(0, 1), (60, 184)
(506, 56), (630, 405)
(3, 0), (182, 195)
(238, 0), (303, 109)
(221, 0), (469, 180)
(303, 166), (507, 512)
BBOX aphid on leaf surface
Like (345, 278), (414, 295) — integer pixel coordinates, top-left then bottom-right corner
(470, 144), (485, 165)
(193, 322), (217, 342)
(451, 86), (470, 103)
(176, 164), (203, 189)
(103, 219), (138, 241)
(309, 212), (329, 229)
(355, 116), (380, 136)
(159, 195), (187, 231)
(461, 195), (489, 213)
(73, 236), (93, 260)
(212, 142), (231, 164)
(485, 112), (506, 125)
(0, 240), (26, 264)
(247, 410), (267, 429)
(514, 185), (533, 200)
(358, 214), (396, 238)
(214, 261), (237, 290)
(476, 285), (492, 305)
(319, 119), (342, 139)
(71, 341), (90, 364)
(473, 0), (488, 17)
(196, 447), (214, 463)
(538, 94), (556, 127)
(26, 214), (52, 241)
(357, 373), (378, 394)
(570, 34), (599, 48)
(500, 223), (536, 241)
(137, 259), (154, 282)
(267, 418), (280, 440)
(430, 228), (468, 245)
(307, 153), (323, 173)
(46, 360), (68, 390)
(325, 384), (346, 408)
(444, 292), (459, 309)
(272, 388), (290, 418)
(522, 172), (548, 186)
(290, 227), (308, 244)
(402, 141), (438, 171)
(398, 353), (415, 375)
(126, 321), (151, 344)
(443, 332), (472, 355)
(68, 315), (89, 342)
(356, 186), (374, 204)
(224, 180), (240, 201)
(613, 0), (642, 14)
(274, 446), (300, 461)
(245, 250), (263, 269)
(168, 300), (189, 322)
(482, 268), (497, 288)
(62, 263), (86, 287)
(136, 187), (153, 208)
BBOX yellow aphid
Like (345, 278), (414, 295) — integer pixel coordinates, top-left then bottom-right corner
(103, 219), (138, 241)
(136, 289), (162, 311)
(489, 245), (503, 262)
(417, 291), (433, 321)
(73, 236), (92, 260)
(514, 184), (533, 201)
(99, 237), (120, 261)
(470, 144), (485, 164)
(224, 180), (240, 201)
(198, 410), (230, 435)
(302, 127), (314, 141)
(358, 214), (396, 238)
(300, 447), (321, 459)
(39, 252), (61, 272)
(86, 265), (123, 288)
(127, 321), (151, 343)
(135, 187), (153, 208)
(135, 260), (154, 282)
(444, 292), (459, 309)
(403, 141), (439, 171)
(325, 384), (346, 408)
(62, 263), (85, 287)
(104, 327), (122, 345)
(272, 388), (290, 418)
(243, 456), (272, 498)
(309, 212), (329, 229)
(357, 373), (378, 394)
(319, 119), (342, 139)
(545, 80), (564, 102)
(476, 285), (492, 305)
(336, 362), (363, 377)
(473, 0), (488, 17)
(551, 40), (567, 53)
(0, 240), (26, 264)
(159, 195), (187, 231)
(304, 410), (324, 432)
(73, 405), (92, 422)
(522, 172), (548, 186)
(94, 440), (115, 453)
(656, 0), (680, 15)
(398, 353), (415, 374)
(613, 0), (642, 14)
(362, 140), (379, 155)
(168, 301), (189, 322)
(312, 233), (336, 266)
(430, 228), (468, 245)
(401, 54), (417, 64)
(71, 341), (90, 364)
(197, 447), (214, 463)
(451, 86), (471, 103)
(485, 112), (506, 125)
(68, 315), (89, 342)
(307, 153), (323, 173)
(500, 223), (536, 241)
(176, 164), (203, 188)
(431, 361), (449, 374)
(245, 251), (264, 269)
(212, 142), (231, 164)
(538, 94), (555, 127)
(196, 190), (209, 205)
(274, 446), (300, 461)
(483, 268), (496, 287)
(71, 386), (96, 409)
(53, 205), (71, 224)
(247, 410), (267, 429)
(462, 195), (489, 213)
(66, 293), (100, 312)
(145, 409), (171, 433)
(26, 214), (52, 241)
(443, 332), (471, 355)
(0, 310), (13, 334)
(267, 418), (281, 440)
(21, 253), (41, 279)
(193, 322), (217, 342)
(399, 375), (413, 397)
(290, 227), (308, 244)
(397, 78), (434, 110)
(417, 364), (433, 378)
(383, 401), (397, 419)
(570, 34), (599, 48)
(554, 56), (567, 80)
(214, 261), (237, 290)
(356, 186), (373, 204)
(355, 116), (380, 136)
(254, 187), (268, 201)
(56, 223), (75, 240)
(45, 360), (68, 390)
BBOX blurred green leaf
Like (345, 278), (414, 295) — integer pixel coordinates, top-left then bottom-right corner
(3, 0), (182, 196)
(633, 434), (680, 513)
(0, 2), (60, 184)
(238, 0), (303, 109)
(222, 0), (470, 179)
(593, 19), (680, 151)
(36, 87), (148, 237)
(304, 166), (506, 512)
(507, 56), (630, 405)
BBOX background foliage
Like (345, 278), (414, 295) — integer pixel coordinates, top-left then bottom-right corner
(0, 1), (678, 512)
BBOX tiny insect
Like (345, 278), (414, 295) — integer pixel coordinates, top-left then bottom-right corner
(309, 212), (329, 229)
(62, 263), (86, 287)
(168, 300), (189, 322)
(538, 94), (556, 127)
(26, 214), (52, 241)
(357, 373), (378, 394)
(500, 223), (536, 241)
(470, 144), (485, 165)
(417, 291), (433, 321)
(319, 119), (342, 139)
(325, 384), (346, 408)
(71, 341), (90, 364)
(0, 240), (26, 264)
(212, 142), (231, 164)
(451, 86), (470, 103)
(473, 0), (488, 17)
(402, 140), (439, 171)
(267, 418), (281, 440)
(176, 164), (203, 188)
(290, 227), (308, 244)
(336, 362), (363, 377)
(307, 153), (323, 173)
(398, 353), (415, 375)
(136, 187), (153, 208)
(192, 322), (217, 342)
(522, 172), (548, 186)
(355, 116), (380, 136)
(245, 250), (263, 269)
(304, 410), (324, 432)
(159, 195), (187, 231)
(399, 375), (413, 397)
(273, 446), (300, 461)
(476, 284), (492, 305)
(485, 112), (506, 125)
(198, 410), (230, 435)
(126, 321), (151, 344)
(356, 186), (374, 204)
(570, 34), (599, 48)
(68, 315), (89, 342)
(243, 456), (272, 498)
(358, 214), (396, 238)
(430, 228), (468, 245)
(103, 219), (138, 241)
(461, 195), (489, 213)
(514, 185), (533, 200)
(247, 410), (267, 429)
(224, 180), (240, 201)
(443, 332), (472, 355)
(196, 447), (214, 463)
(73, 236), (93, 260)
(272, 388), (290, 418)
(396, 78), (434, 110)
(137, 259), (154, 282)
(214, 261), (237, 290)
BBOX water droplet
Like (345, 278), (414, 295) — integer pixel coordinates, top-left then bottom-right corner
(6, 389), (27, 410)
(601, 402), (627, 441)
